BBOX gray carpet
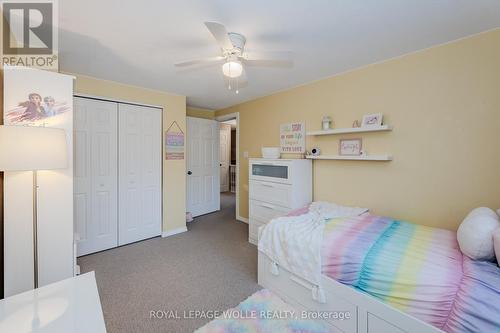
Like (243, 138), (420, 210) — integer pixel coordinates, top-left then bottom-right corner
(78, 192), (261, 333)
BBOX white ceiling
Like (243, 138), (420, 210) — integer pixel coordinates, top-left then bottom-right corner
(59, 1), (500, 110)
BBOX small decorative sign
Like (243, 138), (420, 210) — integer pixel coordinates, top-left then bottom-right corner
(280, 122), (305, 154)
(165, 120), (184, 160)
(339, 138), (362, 156)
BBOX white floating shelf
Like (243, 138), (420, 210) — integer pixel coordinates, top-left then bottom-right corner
(306, 155), (392, 161)
(306, 125), (392, 136)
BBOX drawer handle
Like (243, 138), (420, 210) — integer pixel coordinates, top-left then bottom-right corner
(260, 183), (275, 188)
(260, 203), (275, 209)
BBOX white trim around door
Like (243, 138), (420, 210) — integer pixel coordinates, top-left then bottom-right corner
(161, 226), (188, 238)
(215, 112), (245, 224)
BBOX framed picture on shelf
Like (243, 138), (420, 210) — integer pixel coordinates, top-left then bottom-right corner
(339, 138), (362, 156)
(361, 113), (383, 127)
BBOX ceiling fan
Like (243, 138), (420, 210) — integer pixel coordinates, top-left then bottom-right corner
(174, 22), (293, 93)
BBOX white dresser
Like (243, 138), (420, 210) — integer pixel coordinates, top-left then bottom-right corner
(0, 272), (106, 333)
(248, 158), (312, 245)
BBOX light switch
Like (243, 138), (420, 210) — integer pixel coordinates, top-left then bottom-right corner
(243, 151), (249, 159)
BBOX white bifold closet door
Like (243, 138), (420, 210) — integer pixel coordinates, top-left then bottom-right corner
(118, 103), (162, 245)
(74, 97), (118, 256)
(74, 97), (162, 256)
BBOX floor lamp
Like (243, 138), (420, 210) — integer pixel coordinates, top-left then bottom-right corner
(0, 125), (68, 289)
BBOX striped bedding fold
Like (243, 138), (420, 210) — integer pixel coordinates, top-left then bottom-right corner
(320, 214), (500, 332)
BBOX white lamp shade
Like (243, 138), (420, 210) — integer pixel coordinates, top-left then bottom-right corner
(0, 125), (68, 171)
(222, 61), (243, 78)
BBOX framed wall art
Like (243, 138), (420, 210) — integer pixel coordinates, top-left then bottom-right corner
(339, 138), (362, 156)
(361, 113), (383, 127)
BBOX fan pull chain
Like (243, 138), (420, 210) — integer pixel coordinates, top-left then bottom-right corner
(228, 62), (232, 90)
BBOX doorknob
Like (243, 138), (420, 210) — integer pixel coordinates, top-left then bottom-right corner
(187, 171), (192, 175)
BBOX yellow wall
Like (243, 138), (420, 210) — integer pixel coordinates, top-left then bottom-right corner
(70, 74), (187, 233)
(216, 29), (500, 230)
(186, 106), (215, 119)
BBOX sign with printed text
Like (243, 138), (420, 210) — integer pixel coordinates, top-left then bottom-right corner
(280, 122), (305, 154)
(165, 120), (184, 160)
(1, 0), (59, 70)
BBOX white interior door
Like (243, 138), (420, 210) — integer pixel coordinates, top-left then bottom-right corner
(118, 104), (162, 245)
(74, 97), (118, 256)
(187, 117), (220, 217)
(219, 123), (231, 192)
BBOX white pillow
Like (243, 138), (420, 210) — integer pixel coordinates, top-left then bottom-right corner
(494, 228), (500, 265)
(457, 207), (500, 261)
(467, 207), (499, 220)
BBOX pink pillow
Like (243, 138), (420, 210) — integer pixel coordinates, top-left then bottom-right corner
(494, 228), (500, 265)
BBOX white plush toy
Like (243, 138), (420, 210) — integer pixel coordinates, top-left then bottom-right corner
(457, 207), (500, 261)
(493, 228), (500, 265)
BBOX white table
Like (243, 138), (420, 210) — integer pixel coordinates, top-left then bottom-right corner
(0, 272), (106, 333)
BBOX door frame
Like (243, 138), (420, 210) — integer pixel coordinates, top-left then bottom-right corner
(219, 122), (231, 192)
(215, 112), (244, 223)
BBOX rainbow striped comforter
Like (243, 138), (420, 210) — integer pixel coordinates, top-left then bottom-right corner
(321, 215), (500, 332)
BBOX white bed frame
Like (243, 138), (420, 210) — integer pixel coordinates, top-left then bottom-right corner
(258, 252), (443, 333)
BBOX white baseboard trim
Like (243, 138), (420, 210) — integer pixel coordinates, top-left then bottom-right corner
(162, 226), (188, 238)
(237, 216), (249, 224)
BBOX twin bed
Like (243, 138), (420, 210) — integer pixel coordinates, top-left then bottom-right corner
(257, 203), (500, 333)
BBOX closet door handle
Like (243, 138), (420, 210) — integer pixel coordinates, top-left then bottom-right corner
(187, 171), (192, 175)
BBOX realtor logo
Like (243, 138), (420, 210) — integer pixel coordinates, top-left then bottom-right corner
(1, 0), (58, 70)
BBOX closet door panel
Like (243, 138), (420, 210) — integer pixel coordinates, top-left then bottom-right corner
(141, 108), (162, 232)
(119, 107), (141, 245)
(118, 104), (162, 245)
(74, 97), (118, 256)
(74, 105), (91, 244)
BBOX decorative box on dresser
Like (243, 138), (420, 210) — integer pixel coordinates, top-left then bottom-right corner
(248, 158), (312, 245)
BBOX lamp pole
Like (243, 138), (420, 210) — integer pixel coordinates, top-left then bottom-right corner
(33, 171), (38, 289)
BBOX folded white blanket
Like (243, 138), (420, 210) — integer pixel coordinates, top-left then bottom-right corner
(309, 201), (369, 220)
(258, 201), (368, 302)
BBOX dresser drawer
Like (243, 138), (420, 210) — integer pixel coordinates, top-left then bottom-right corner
(249, 160), (292, 185)
(249, 180), (293, 208)
(250, 200), (289, 223)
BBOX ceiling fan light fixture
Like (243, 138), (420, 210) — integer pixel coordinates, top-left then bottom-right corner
(222, 61), (243, 78)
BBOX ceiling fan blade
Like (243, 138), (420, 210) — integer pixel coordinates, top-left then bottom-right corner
(241, 51), (293, 67)
(204, 22), (234, 50)
(174, 56), (225, 67)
